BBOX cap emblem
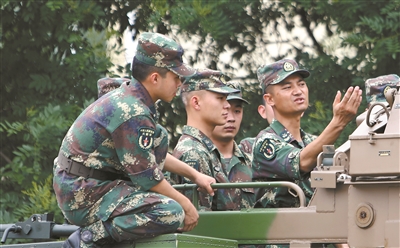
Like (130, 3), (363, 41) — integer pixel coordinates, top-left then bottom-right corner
(153, 52), (167, 67)
(283, 62), (295, 72)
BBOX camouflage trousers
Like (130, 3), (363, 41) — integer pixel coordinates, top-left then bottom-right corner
(62, 190), (185, 247)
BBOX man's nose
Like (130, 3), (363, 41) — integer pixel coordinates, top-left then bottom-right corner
(224, 100), (231, 109)
(227, 111), (235, 122)
(293, 85), (302, 95)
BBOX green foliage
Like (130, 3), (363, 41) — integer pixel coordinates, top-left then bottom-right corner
(0, 103), (83, 219)
(140, 0), (398, 155)
(1, 0), (131, 223)
(1, 0), (399, 227)
(14, 175), (64, 224)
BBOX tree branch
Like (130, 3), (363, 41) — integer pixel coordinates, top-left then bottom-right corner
(297, 6), (324, 55)
(0, 150), (12, 164)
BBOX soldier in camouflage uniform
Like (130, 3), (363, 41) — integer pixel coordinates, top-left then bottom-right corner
(252, 58), (363, 208)
(97, 77), (130, 98)
(239, 97), (275, 159)
(97, 77), (170, 174)
(171, 69), (256, 211)
(209, 81), (255, 209)
(53, 32), (216, 248)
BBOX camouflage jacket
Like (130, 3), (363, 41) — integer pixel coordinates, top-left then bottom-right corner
(171, 125), (255, 211)
(252, 120), (317, 208)
(238, 137), (256, 161)
(53, 78), (168, 218)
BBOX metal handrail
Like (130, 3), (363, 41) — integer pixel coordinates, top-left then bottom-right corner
(173, 181), (306, 208)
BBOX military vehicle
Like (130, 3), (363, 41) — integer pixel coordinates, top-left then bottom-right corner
(1, 83), (399, 247)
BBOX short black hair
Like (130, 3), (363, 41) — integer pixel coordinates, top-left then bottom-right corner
(132, 57), (169, 81)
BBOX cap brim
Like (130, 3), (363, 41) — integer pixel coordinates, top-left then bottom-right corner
(272, 69), (310, 85)
(227, 95), (249, 104)
(207, 86), (240, 94)
(296, 69), (310, 79)
(169, 64), (196, 77)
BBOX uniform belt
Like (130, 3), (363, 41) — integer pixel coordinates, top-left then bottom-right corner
(58, 153), (129, 181)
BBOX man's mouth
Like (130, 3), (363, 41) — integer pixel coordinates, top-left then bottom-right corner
(224, 126), (235, 131)
(294, 97), (305, 104)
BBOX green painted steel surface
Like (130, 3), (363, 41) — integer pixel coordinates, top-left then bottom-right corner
(188, 209), (279, 244)
(134, 233), (238, 248)
(0, 234), (238, 248)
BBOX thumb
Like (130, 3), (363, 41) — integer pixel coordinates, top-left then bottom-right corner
(333, 90), (341, 106)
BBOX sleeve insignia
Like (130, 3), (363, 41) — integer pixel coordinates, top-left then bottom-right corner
(259, 139), (276, 160)
(138, 127), (155, 150)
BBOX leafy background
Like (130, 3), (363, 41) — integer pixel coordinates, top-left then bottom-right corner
(1, 0), (399, 233)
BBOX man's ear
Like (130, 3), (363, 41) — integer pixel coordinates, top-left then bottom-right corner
(263, 93), (274, 106)
(149, 72), (160, 85)
(258, 105), (267, 119)
(191, 95), (201, 110)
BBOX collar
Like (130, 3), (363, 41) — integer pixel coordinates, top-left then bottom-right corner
(269, 120), (308, 144)
(182, 125), (217, 152)
(126, 78), (158, 121)
(232, 141), (251, 164)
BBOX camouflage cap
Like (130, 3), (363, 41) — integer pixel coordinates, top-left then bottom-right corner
(180, 69), (239, 94)
(257, 59), (310, 92)
(226, 81), (249, 104)
(135, 32), (196, 77)
(365, 74), (399, 105)
(97, 77), (130, 98)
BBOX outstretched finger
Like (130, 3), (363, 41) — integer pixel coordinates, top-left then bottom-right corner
(348, 87), (362, 107)
(341, 86), (354, 103)
(333, 90), (342, 107)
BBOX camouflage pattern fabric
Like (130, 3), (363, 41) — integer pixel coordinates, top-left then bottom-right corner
(97, 77), (168, 165)
(97, 76), (169, 179)
(224, 141), (255, 209)
(238, 137), (256, 161)
(257, 59), (310, 93)
(252, 120), (317, 208)
(226, 80), (249, 104)
(53, 78), (183, 245)
(135, 32), (195, 77)
(97, 77), (130, 98)
(365, 74), (399, 105)
(171, 125), (255, 211)
(179, 68), (239, 94)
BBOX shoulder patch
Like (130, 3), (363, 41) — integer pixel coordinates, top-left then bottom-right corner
(259, 139), (276, 160)
(138, 127), (155, 150)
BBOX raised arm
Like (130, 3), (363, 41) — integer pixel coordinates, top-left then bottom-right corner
(299, 86), (362, 172)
